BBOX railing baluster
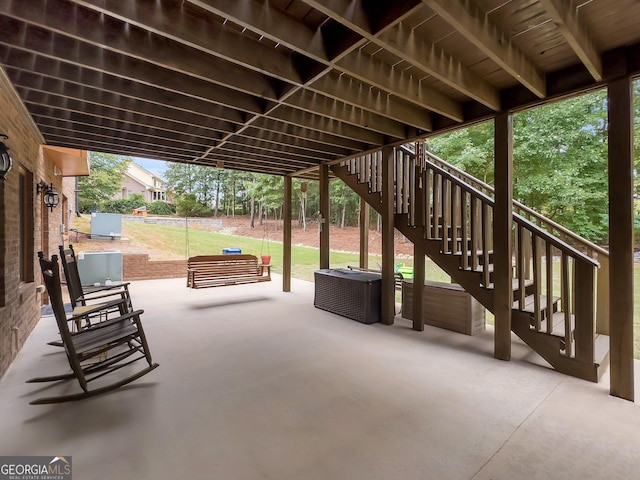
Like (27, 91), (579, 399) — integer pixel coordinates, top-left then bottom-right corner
(395, 150), (401, 213)
(411, 157), (420, 227)
(442, 178), (450, 253)
(433, 173), (442, 239)
(532, 235), (542, 330)
(461, 189), (469, 270)
(481, 202), (490, 287)
(517, 223), (526, 309)
(561, 252), (572, 356)
(546, 242), (553, 335)
(470, 195), (478, 271)
(424, 168), (431, 238)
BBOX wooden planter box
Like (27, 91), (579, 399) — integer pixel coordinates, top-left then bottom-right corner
(402, 280), (485, 335)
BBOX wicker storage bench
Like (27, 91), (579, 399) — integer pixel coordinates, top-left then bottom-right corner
(314, 269), (382, 324)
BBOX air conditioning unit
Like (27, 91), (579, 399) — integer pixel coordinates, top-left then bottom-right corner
(76, 250), (123, 286)
(90, 212), (122, 238)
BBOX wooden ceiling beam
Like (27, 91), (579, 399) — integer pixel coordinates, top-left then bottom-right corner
(286, 89), (408, 139)
(538, 0), (602, 82)
(9, 70), (239, 134)
(33, 116), (218, 151)
(22, 100), (224, 146)
(39, 124), (208, 158)
(424, 0), (546, 98)
(309, 72), (432, 131)
(0, 23), (264, 114)
(249, 118), (368, 152)
(193, 0), (461, 124)
(42, 134), (201, 163)
(376, 22), (500, 110)
(303, 0), (499, 110)
(189, 0), (328, 62)
(68, 0), (305, 85)
(268, 105), (385, 146)
(238, 127), (354, 157)
(335, 52), (463, 121)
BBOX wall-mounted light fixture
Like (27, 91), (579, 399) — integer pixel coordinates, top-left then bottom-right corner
(36, 181), (60, 212)
(0, 134), (12, 182)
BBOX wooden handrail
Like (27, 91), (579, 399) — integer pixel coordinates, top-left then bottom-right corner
(423, 149), (609, 258)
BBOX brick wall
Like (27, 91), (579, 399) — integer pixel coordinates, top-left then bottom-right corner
(123, 254), (187, 281)
(0, 68), (51, 378)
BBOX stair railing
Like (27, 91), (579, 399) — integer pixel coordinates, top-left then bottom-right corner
(419, 146), (609, 336)
(343, 145), (600, 363)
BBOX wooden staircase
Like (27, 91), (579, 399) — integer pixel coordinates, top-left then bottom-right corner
(331, 142), (610, 382)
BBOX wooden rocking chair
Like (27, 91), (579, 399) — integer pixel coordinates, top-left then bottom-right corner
(44, 245), (132, 347)
(59, 244), (133, 313)
(28, 253), (159, 405)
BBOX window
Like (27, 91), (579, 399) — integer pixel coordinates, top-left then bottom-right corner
(19, 167), (34, 283)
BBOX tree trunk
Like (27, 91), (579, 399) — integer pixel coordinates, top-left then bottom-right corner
(214, 174), (221, 216)
(250, 196), (255, 228)
(341, 203), (346, 229)
(301, 197), (307, 231)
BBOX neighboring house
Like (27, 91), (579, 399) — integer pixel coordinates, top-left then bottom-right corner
(118, 162), (172, 203)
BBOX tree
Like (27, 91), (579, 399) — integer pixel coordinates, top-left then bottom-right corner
(428, 89), (610, 242)
(78, 152), (131, 206)
(330, 179), (359, 228)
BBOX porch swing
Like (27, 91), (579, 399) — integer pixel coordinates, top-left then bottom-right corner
(184, 217), (271, 289)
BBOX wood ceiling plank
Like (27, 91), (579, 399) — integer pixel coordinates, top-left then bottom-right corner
(309, 72), (432, 131)
(9, 70), (238, 135)
(304, 0), (500, 110)
(286, 89), (409, 139)
(424, 0), (545, 97)
(538, 0), (602, 81)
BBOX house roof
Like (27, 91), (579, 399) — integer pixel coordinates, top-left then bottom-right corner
(1, 0), (639, 178)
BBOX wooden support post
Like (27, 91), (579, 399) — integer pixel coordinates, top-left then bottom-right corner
(283, 175), (292, 292)
(493, 112), (513, 361)
(608, 76), (634, 401)
(412, 242), (425, 331)
(319, 163), (330, 270)
(381, 147), (395, 325)
(359, 198), (370, 269)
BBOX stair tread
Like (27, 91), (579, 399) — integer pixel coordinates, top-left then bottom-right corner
(486, 278), (534, 291)
(516, 294), (560, 313)
(452, 249), (494, 257)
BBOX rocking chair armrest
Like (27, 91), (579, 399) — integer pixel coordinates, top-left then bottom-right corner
(83, 282), (131, 294)
(69, 297), (129, 321)
(79, 289), (129, 303)
(71, 309), (145, 336)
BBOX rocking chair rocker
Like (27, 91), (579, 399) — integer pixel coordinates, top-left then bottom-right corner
(27, 253), (159, 405)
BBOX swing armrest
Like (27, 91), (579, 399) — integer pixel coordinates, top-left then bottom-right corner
(259, 264), (271, 278)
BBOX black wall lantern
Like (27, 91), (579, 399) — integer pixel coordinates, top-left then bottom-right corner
(37, 181), (60, 212)
(0, 134), (12, 182)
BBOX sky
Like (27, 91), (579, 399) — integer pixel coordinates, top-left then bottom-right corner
(132, 157), (168, 179)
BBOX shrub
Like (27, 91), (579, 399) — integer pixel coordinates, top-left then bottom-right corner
(176, 194), (212, 217)
(148, 201), (175, 215)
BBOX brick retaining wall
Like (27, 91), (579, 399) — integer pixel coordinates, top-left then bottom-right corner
(123, 254), (187, 281)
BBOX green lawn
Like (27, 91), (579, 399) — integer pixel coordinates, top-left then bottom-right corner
(74, 218), (639, 358)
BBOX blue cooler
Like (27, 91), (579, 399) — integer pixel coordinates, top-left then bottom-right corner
(222, 248), (242, 254)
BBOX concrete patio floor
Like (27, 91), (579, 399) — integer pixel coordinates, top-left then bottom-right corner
(1, 275), (639, 479)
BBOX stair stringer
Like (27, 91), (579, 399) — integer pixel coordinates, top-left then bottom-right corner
(394, 215), (494, 312)
(511, 310), (600, 381)
(332, 161), (608, 383)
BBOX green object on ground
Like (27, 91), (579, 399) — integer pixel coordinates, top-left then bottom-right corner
(395, 263), (414, 280)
